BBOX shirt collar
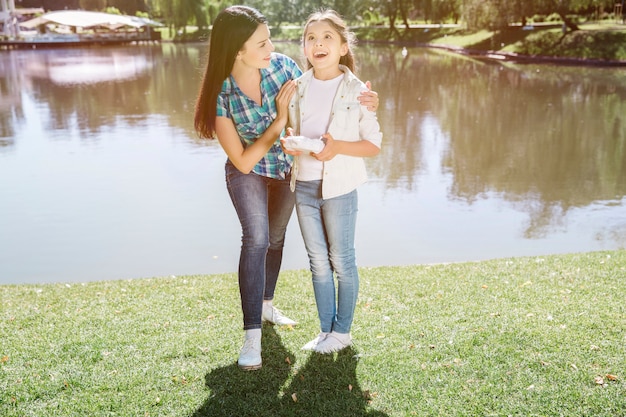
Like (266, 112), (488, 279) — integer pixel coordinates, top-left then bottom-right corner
(299, 64), (356, 85)
(221, 55), (277, 95)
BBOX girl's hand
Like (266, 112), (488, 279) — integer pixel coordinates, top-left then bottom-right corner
(312, 133), (337, 162)
(358, 81), (379, 112)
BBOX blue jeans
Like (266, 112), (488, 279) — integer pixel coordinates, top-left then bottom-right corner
(295, 180), (359, 334)
(225, 161), (295, 330)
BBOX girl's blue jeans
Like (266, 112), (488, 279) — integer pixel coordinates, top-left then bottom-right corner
(225, 161), (295, 330)
(295, 180), (359, 334)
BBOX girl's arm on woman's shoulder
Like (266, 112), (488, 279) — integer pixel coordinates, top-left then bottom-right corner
(358, 81), (379, 112)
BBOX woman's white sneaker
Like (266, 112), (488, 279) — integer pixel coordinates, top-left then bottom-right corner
(238, 336), (262, 370)
(262, 305), (297, 326)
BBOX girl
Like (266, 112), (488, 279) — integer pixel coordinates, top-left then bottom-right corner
(194, 6), (379, 370)
(286, 10), (383, 353)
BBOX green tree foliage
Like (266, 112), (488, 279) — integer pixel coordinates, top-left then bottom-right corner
(147, 0), (207, 35)
(33, 0), (623, 32)
(78, 0), (107, 11)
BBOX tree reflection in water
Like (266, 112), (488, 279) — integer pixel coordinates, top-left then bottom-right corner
(0, 43), (624, 284)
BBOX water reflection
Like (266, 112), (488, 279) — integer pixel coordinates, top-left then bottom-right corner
(351, 44), (626, 240)
(24, 49), (154, 85)
(0, 42), (624, 284)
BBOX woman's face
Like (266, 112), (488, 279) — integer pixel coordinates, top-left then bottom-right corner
(237, 24), (275, 69)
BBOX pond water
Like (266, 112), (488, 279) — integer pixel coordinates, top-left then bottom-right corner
(1, 42), (625, 284)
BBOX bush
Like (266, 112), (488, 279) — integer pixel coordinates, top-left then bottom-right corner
(361, 9), (383, 26)
(531, 14), (546, 23)
(104, 7), (121, 15)
(515, 29), (626, 60)
(515, 30), (561, 55)
(547, 13), (562, 22)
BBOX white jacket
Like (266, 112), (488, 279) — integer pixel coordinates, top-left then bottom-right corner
(288, 66), (382, 199)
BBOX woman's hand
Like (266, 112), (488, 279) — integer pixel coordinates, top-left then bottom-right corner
(214, 81), (297, 174)
(280, 128), (302, 156)
(358, 81), (379, 112)
(275, 80), (297, 124)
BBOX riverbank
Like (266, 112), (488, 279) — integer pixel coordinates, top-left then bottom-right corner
(349, 22), (626, 66)
(1, 250), (624, 416)
(422, 23), (626, 66)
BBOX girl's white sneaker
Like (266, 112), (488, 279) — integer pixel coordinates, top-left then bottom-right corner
(314, 331), (351, 354)
(301, 332), (329, 351)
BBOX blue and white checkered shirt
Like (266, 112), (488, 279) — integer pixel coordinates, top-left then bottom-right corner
(217, 53), (302, 179)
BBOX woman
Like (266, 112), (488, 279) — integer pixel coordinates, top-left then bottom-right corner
(194, 5), (378, 370)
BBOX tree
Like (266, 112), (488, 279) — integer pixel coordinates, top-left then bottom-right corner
(462, 0), (498, 30)
(34, 0), (619, 35)
(509, 0), (536, 26)
(78, 0), (107, 11)
(531, 0), (616, 31)
(107, 0), (148, 15)
(385, 0), (402, 38)
(147, 0), (206, 34)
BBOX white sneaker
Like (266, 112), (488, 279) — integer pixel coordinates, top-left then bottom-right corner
(262, 305), (297, 326)
(301, 332), (329, 351)
(238, 337), (262, 370)
(314, 331), (351, 354)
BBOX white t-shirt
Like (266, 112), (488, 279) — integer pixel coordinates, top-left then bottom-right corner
(297, 74), (343, 181)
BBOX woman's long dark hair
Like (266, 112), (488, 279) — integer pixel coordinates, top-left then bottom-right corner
(194, 6), (268, 139)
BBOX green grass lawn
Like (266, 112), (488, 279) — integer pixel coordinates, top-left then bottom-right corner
(1, 250), (625, 416)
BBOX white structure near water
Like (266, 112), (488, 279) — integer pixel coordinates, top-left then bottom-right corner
(1, 3), (162, 48)
(1, 0), (19, 37)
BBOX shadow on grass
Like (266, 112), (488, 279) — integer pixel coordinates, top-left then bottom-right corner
(191, 324), (389, 417)
(464, 27), (533, 50)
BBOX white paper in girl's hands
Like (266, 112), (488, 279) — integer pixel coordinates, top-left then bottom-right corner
(282, 136), (325, 153)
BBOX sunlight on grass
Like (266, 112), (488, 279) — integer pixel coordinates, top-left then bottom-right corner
(430, 30), (493, 47)
(1, 251), (625, 416)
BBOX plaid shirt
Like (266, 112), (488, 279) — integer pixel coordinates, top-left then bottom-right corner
(217, 53), (302, 179)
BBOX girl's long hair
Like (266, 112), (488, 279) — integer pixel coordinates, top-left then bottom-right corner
(302, 9), (356, 73)
(194, 6), (268, 139)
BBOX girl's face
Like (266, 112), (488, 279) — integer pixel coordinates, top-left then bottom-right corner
(237, 24), (275, 69)
(303, 21), (348, 74)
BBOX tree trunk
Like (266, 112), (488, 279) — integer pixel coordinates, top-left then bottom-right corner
(558, 12), (579, 31)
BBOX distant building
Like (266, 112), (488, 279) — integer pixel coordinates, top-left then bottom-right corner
(1, 9), (162, 47)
